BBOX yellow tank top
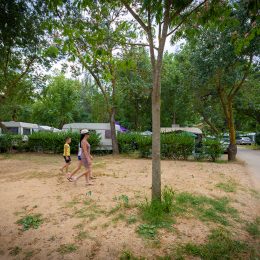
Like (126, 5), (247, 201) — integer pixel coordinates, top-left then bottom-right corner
(63, 143), (70, 156)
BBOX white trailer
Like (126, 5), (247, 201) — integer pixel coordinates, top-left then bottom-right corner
(0, 121), (38, 135)
(62, 123), (120, 150)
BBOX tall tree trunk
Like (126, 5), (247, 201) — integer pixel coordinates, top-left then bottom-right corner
(109, 107), (119, 154)
(152, 68), (161, 200)
(227, 100), (237, 161)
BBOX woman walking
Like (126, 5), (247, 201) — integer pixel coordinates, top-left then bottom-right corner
(73, 129), (94, 186)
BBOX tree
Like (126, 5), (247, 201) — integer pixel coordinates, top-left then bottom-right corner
(0, 0), (51, 128)
(116, 47), (152, 130)
(120, 0), (218, 199)
(187, 1), (259, 160)
(32, 75), (82, 128)
(161, 52), (199, 127)
(48, 0), (137, 154)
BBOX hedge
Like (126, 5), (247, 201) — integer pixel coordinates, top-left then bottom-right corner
(197, 139), (224, 162)
(0, 134), (29, 152)
(255, 133), (260, 145)
(0, 132), (101, 154)
(118, 132), (195, 159)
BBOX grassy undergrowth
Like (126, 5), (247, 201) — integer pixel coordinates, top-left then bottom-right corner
(173, 192), (238, 226)
(176, 227), (259, 259)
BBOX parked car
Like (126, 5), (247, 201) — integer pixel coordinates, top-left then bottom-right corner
(236, 137), (253, 145)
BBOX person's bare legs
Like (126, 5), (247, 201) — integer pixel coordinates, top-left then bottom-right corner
(68, 161), (82, 179)
(74, 168), (93, 185)
(60, 162), (70, 173)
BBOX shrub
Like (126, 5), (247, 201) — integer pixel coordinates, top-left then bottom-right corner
(256, 133), (260, 145)
(161, 133), (194, 160)
(28, 131), (101, 153)
(117, 133), (140, 153)
(0, 134), (28, 153)
(118, 132), (194, 160)
(203, 139), (224, 162)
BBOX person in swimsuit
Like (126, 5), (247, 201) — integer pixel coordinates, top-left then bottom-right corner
(73, 129), (94, 186)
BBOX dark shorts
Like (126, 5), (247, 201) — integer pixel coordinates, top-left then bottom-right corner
(63, 156), (71, 163)
(78, 156), (81, 161)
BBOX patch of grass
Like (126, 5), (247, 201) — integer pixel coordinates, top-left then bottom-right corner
(120, 250), (145, 260)
(75, 231), (91, 241)
(112, 213), (126, 223)
(57, 244), (77, 255)
(107, 204), (121, 215)
(16, 214), (43, 231)
(179, 228), (253, 259)
(216, 181), (237, 192)
(246, 217), (260, 238)
(9, 246), (22, 256)
(137, 224), (158, 239)
(127, 215), (138, 224)
(140, 186), (175, 226)
(137, 186), (175, 239)
(173, 192), (238, 225)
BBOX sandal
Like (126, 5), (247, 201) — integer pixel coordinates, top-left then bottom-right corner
(67, 177), (73, 182)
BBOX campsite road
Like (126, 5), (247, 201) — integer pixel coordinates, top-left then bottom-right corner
(237, 146), (260, 188)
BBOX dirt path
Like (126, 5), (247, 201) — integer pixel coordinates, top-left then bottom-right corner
(0, 153), (259, 259)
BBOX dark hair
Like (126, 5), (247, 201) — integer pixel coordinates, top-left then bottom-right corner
(80, 133), (86, 148)
(65, 136), (71, 141)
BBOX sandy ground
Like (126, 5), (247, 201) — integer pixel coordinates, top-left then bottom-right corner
(0, 153), (259, 259)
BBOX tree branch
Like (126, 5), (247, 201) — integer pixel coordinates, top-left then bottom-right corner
(166, 0), (207, 37)
(229, 54), (253, 99)
(121, 1), (148, 33)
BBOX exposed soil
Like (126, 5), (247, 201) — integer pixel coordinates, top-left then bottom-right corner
(0, 153), (259, 259)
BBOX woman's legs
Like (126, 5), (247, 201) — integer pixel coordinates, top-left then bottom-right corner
(74, 168), (93, 185)
(68, 161), (82, 179)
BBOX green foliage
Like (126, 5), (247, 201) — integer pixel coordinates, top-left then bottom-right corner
(118, 133), (194, 159)
(246, 217), (260, 239)
(0, 134), (28, 153)
(28, 131), (101, 153)
(161, 133), (195, 160)
(57, 244), (78, 255)
(32, 75), (83, 129)
(256, 133), (260, 145)
(173, 192), (238, 226)
(16, 214), (43, 231)
(137, 224), (158, 239)
(181, 228), (250, 259)
(203, 139), (224, 162)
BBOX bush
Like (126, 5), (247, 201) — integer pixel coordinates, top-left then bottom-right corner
(0, 134), (29, 153)
(203, 139), (224, 162)
(161, 133), (194, 160)
(118, 132), (194, 160)
(255, 133), (260, 145)
(28, 131), (101, 153)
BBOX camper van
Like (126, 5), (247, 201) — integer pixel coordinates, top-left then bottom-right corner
(62, 123), (120, 150)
